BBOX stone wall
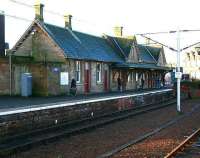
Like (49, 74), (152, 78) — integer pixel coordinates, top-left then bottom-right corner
(12, 63), (47, 96)
(90, 62), (110, 93)
(0, 90), (173, 139)
(13, 64), (29, 95)
(47, 60), (110, 95)
(11, 60), (111, 96)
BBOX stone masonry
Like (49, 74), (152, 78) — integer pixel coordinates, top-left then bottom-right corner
(0, 90), (173, 140)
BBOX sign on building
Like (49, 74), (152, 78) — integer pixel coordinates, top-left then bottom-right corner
(60, 72), (69, 85)
(175, 72), (182, 79)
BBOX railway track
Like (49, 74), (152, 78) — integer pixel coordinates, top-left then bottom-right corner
(97, 99), (200, 158)
(164, 128), (200, 158)
(0, 98), (175, 157)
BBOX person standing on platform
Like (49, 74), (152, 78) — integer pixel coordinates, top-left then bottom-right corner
(70, 78), (77, 96)
(117, 77), (122, 92)
(141, 78), (144, 89)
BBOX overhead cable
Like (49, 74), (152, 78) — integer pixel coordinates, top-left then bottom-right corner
(140, 34), (178, 52)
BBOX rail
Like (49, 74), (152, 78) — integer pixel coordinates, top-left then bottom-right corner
(164, 128), (200, 158)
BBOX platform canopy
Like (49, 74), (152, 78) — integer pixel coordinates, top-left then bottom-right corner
(112, 63), (172, 71)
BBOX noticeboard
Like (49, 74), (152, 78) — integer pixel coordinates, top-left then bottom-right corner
(60, 72), (69, 85)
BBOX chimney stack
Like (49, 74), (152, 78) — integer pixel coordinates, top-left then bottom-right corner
(114, 26), (123, 37)
(64, 14), (72, 30)
(34, 3), (44, 21)
(0, 11), (5, 56)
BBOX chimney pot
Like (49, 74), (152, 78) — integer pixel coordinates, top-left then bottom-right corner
(114, 26), (123, 37)
(64, 14), (72, 30)
(34, 3), (44, 21)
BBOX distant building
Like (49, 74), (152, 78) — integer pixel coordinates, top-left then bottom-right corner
(183, 46), (200, 80)
(0, 3), (171, 96)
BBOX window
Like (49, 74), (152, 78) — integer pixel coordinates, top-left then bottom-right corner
(128, 73), (131, 82)
(96, 63), (102, 83)
(128, 72), (133, 83)
(136, 72), (138, 81)
(143, 73), (145, 80)
(75, 61), (81, 83)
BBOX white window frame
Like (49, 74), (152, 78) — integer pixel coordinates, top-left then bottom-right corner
(128, 72), (133, 83)
(128, 73), (131, 82)
(136, 72), (138, 81)
(96, 63), (102, 83)
(143, 73), (145, 80)
(75, 61), (81, 83)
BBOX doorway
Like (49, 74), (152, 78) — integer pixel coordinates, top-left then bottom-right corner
(84, 62), (90, 93)
(104, 70), (108, 91)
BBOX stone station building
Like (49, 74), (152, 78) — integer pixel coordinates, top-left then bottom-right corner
(0, 3), (170, 96)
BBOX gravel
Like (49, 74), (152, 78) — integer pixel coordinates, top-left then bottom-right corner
(113, 99), (200, 158)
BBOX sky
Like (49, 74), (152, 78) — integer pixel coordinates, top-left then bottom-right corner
(2, 0), (200, 65)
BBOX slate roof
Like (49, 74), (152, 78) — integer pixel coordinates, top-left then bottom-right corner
(42, 23), (124, 63)
(103, 35), (170, 70)
(105, 36), (134, 58)
(138, 45), (161, 63)
(105, 35), (162, 64)
(12, 20), (168, 71)
(142, 45), (161, 61)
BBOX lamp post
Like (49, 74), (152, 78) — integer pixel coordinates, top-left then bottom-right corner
(176, 29), (181, 112)
(139, 29), (200, 113)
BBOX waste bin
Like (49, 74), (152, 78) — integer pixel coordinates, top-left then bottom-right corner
(21, 73), (32, 97)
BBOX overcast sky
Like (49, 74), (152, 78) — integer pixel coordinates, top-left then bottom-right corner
(2, 0), (200, 65)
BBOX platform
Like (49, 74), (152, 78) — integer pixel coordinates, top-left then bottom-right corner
(0, 88), (172, 116)
(0, 88), (173, 139)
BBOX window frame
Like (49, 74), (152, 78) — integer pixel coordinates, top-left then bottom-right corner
(75, 61), (81, 83)
(136, 72), (138, 81)
(128, 72), (133, 83)
(96, 63), (102, 83)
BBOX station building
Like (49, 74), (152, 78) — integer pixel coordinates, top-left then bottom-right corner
(0, 3), (171, 96)
(183, 45), (200, 80)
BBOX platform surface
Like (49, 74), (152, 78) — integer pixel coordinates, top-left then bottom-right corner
(0, 88), (172, 116)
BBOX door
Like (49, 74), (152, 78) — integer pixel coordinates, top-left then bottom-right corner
(84, 62), (90, 93)
(104, 70), (108, 92)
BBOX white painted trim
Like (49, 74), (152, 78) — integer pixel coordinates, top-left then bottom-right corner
(0, 89), (172, 116)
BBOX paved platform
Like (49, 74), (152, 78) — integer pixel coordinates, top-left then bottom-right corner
(0, 88), (172, 116)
